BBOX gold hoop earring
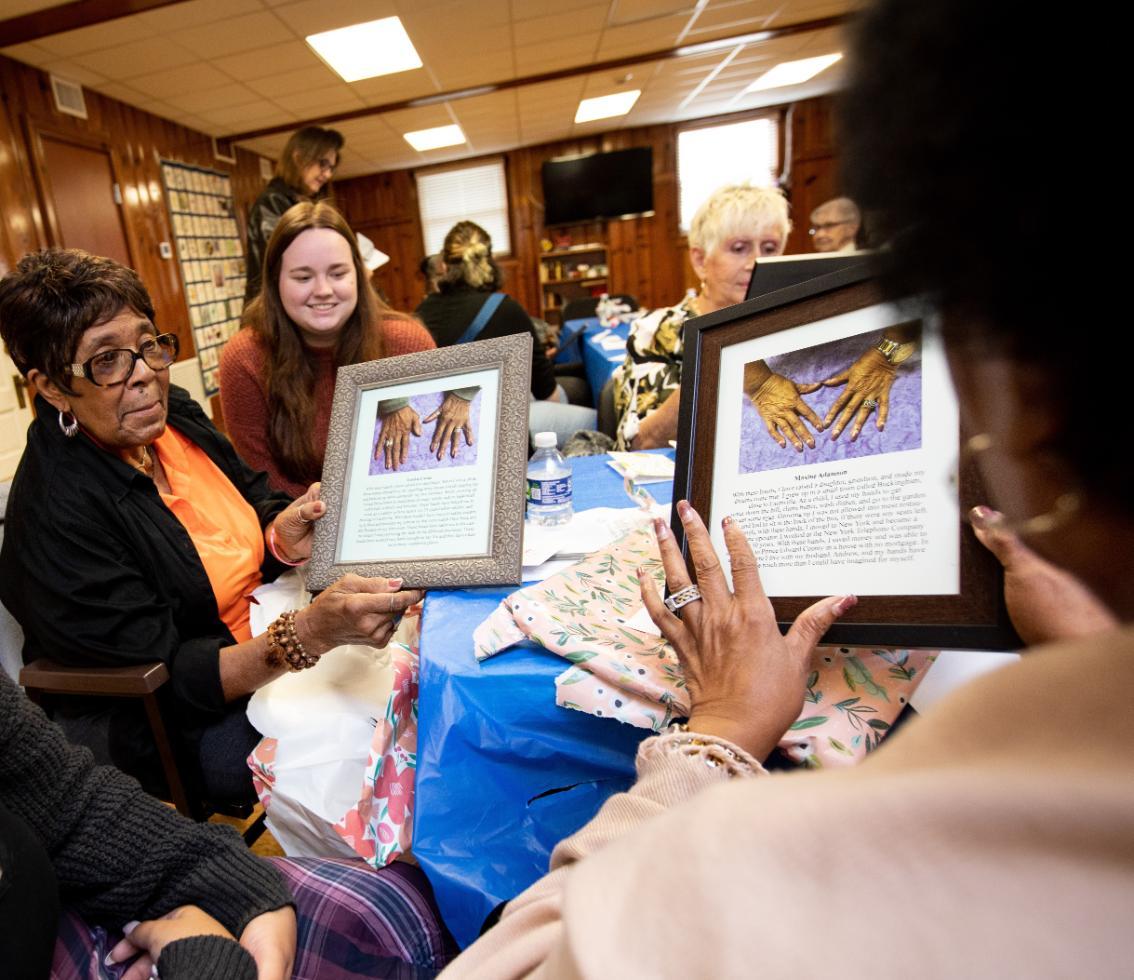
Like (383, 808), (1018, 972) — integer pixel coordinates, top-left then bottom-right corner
(962, 433), (1082, 535)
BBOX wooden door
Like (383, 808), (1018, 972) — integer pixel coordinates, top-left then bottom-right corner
(27, 126), (133, 266)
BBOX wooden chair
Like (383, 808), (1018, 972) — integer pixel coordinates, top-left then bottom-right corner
(20, 657), (267, 844)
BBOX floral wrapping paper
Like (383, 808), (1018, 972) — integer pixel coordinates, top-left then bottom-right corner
(247, 628), (420, 867)
(474, 525), (936, 767)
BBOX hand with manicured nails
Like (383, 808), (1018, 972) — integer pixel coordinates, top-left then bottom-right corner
(639, 501), (857, 760)
(297, 573), (423, 658)
(423, 392), (474, 461)
(970, 505), (1117, 645)
(269, 481), (325, 562)
(375, 405), (423, 471)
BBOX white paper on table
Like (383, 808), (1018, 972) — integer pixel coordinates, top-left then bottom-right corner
(607, 451), (676, 485)
(521, 558), (578, 583)
(521, 504), (670, 566)
(600, 335), (628, 351)
(591, 329), (612, 342)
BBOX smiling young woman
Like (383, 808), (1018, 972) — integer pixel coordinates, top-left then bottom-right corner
(220, 202), (435, 496)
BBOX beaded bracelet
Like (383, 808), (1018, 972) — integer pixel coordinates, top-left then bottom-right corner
(267, 523), (307, 567)
(266, 610), (319, 672)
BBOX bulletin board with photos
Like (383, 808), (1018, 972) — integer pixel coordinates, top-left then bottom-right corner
(160, 160), (246, 397)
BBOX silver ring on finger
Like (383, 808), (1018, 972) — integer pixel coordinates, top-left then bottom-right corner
(862, 398), (878, 411)
(297, 507), (312, 524)
(385, 438), (394, 447)
(664, 583), (702, 613)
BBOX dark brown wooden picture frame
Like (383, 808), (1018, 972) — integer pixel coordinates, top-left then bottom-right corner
(308, 333), (532, 590)
(673, 265), (1019, 650)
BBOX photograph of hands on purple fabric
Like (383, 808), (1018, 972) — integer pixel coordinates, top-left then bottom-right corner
(740, 324), (922, 473)
(370, 389), (481, 475)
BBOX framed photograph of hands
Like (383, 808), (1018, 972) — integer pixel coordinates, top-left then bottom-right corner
(308, 334), (532, 590)
(674, 265), (1020, 650)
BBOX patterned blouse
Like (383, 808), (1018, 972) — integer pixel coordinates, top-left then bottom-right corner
(611, 294), (699, 449)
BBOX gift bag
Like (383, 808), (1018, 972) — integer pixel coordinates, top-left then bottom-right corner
(245, 571), (419, 865)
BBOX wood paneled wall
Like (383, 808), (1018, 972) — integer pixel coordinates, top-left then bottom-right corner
(0, 53), (270, 392)
(335, 97), (841, 320)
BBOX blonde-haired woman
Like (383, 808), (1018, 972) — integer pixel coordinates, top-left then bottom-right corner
(613, 184), (792, 449)
(244, 125), (345, 303)
(416, 220), (596, 443)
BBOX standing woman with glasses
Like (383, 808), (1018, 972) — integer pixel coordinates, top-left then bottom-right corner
(243, 125), (344, 304)
(0, 249), (423, 805)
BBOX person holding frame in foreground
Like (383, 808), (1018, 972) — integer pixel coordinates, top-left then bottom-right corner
(437, 0), (1133, 973)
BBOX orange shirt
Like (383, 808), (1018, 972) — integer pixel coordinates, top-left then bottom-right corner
(153, 426), (264, 642)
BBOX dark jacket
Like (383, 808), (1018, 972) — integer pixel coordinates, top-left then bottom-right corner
(0, 668), (288, 979)
(243, 176), (304, 303)
(415, 284), (557, 398)
(0, 386), (292, 787)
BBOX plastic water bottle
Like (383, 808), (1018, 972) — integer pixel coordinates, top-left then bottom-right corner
(526, 432), (573, 526)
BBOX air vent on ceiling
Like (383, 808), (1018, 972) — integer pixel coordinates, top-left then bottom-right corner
(50, 74), (87, 119)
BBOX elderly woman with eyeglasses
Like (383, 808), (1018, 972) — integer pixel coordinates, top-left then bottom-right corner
(0, 249), (422, 805)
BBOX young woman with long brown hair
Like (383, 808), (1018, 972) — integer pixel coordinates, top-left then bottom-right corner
(221, 201), (434, 496)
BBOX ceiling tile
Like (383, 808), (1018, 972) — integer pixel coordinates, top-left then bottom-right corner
(128, 62), (236, 100)
(40, 60), (107, 86)
(91, 81), (152, 105)
(165, 83), (265, 113)
(135, 0), (267, 32)
(169, 12), (296, 60)
(35, 18), (156, 57)
(270, 83), (368, 113)
(271, 0), (400, 36)
(70, 38), (199, 80)
(513, 36), (596, 75)
(509, 0), (610, 20)
(246, 65), (340, 98)
(191, 98), (285, 125)
(0, 41), (54, 65)
(511, 4), (608, 46)
(609, 0), (695, 25)
(209, 40), (324, 81)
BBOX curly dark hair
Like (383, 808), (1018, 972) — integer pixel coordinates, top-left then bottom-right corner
(840, 0), (1119, 493)
(0, 249), (155, 394)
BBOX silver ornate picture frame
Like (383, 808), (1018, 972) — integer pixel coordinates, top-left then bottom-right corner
(308, 333), (532, 590)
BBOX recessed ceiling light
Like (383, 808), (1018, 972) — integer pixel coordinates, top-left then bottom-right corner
(744, 53), (842, 93)
(575, 90), (641, 124)
(404, 124), (466, 152)
(306, 17), (422, 83)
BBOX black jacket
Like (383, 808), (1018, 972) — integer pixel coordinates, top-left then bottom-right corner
(415, 285), (557, 398)
(0, 386), (291, 784)
(243, 177), (304, 303)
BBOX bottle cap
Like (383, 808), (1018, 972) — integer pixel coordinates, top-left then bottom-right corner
(533, 431), (557, 448)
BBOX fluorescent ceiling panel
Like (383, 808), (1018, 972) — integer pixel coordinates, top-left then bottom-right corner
(404, 124), (466, 151)
(744, 53), (842, 93)
(306, 17), (422, 83)
(574, 89), (641, 123)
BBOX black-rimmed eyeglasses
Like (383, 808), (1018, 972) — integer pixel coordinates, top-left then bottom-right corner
(68, 333), (179, 387)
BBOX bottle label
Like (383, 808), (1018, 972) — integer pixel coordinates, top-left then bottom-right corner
(527, 475), (572, 507)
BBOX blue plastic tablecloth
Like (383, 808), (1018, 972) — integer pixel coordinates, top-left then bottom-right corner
(580, 319), (630, 408)
(414, 451), (674, 947)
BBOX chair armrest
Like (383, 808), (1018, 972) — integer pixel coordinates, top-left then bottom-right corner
(20, 658), (170, 697)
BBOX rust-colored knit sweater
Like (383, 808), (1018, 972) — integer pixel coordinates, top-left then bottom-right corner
(219, 317), (435, 497)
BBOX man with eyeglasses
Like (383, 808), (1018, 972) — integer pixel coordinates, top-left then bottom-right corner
(809, 197), (862, 253)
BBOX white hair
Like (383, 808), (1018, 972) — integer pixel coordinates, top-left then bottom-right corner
(810, 197), (861, 226)
(689, 184), (791, 255)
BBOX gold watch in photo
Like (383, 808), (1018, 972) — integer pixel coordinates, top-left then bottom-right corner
(876, 337), (916, 364)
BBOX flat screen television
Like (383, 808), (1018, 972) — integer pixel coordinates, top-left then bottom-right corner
(542, 147), (653, 226)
